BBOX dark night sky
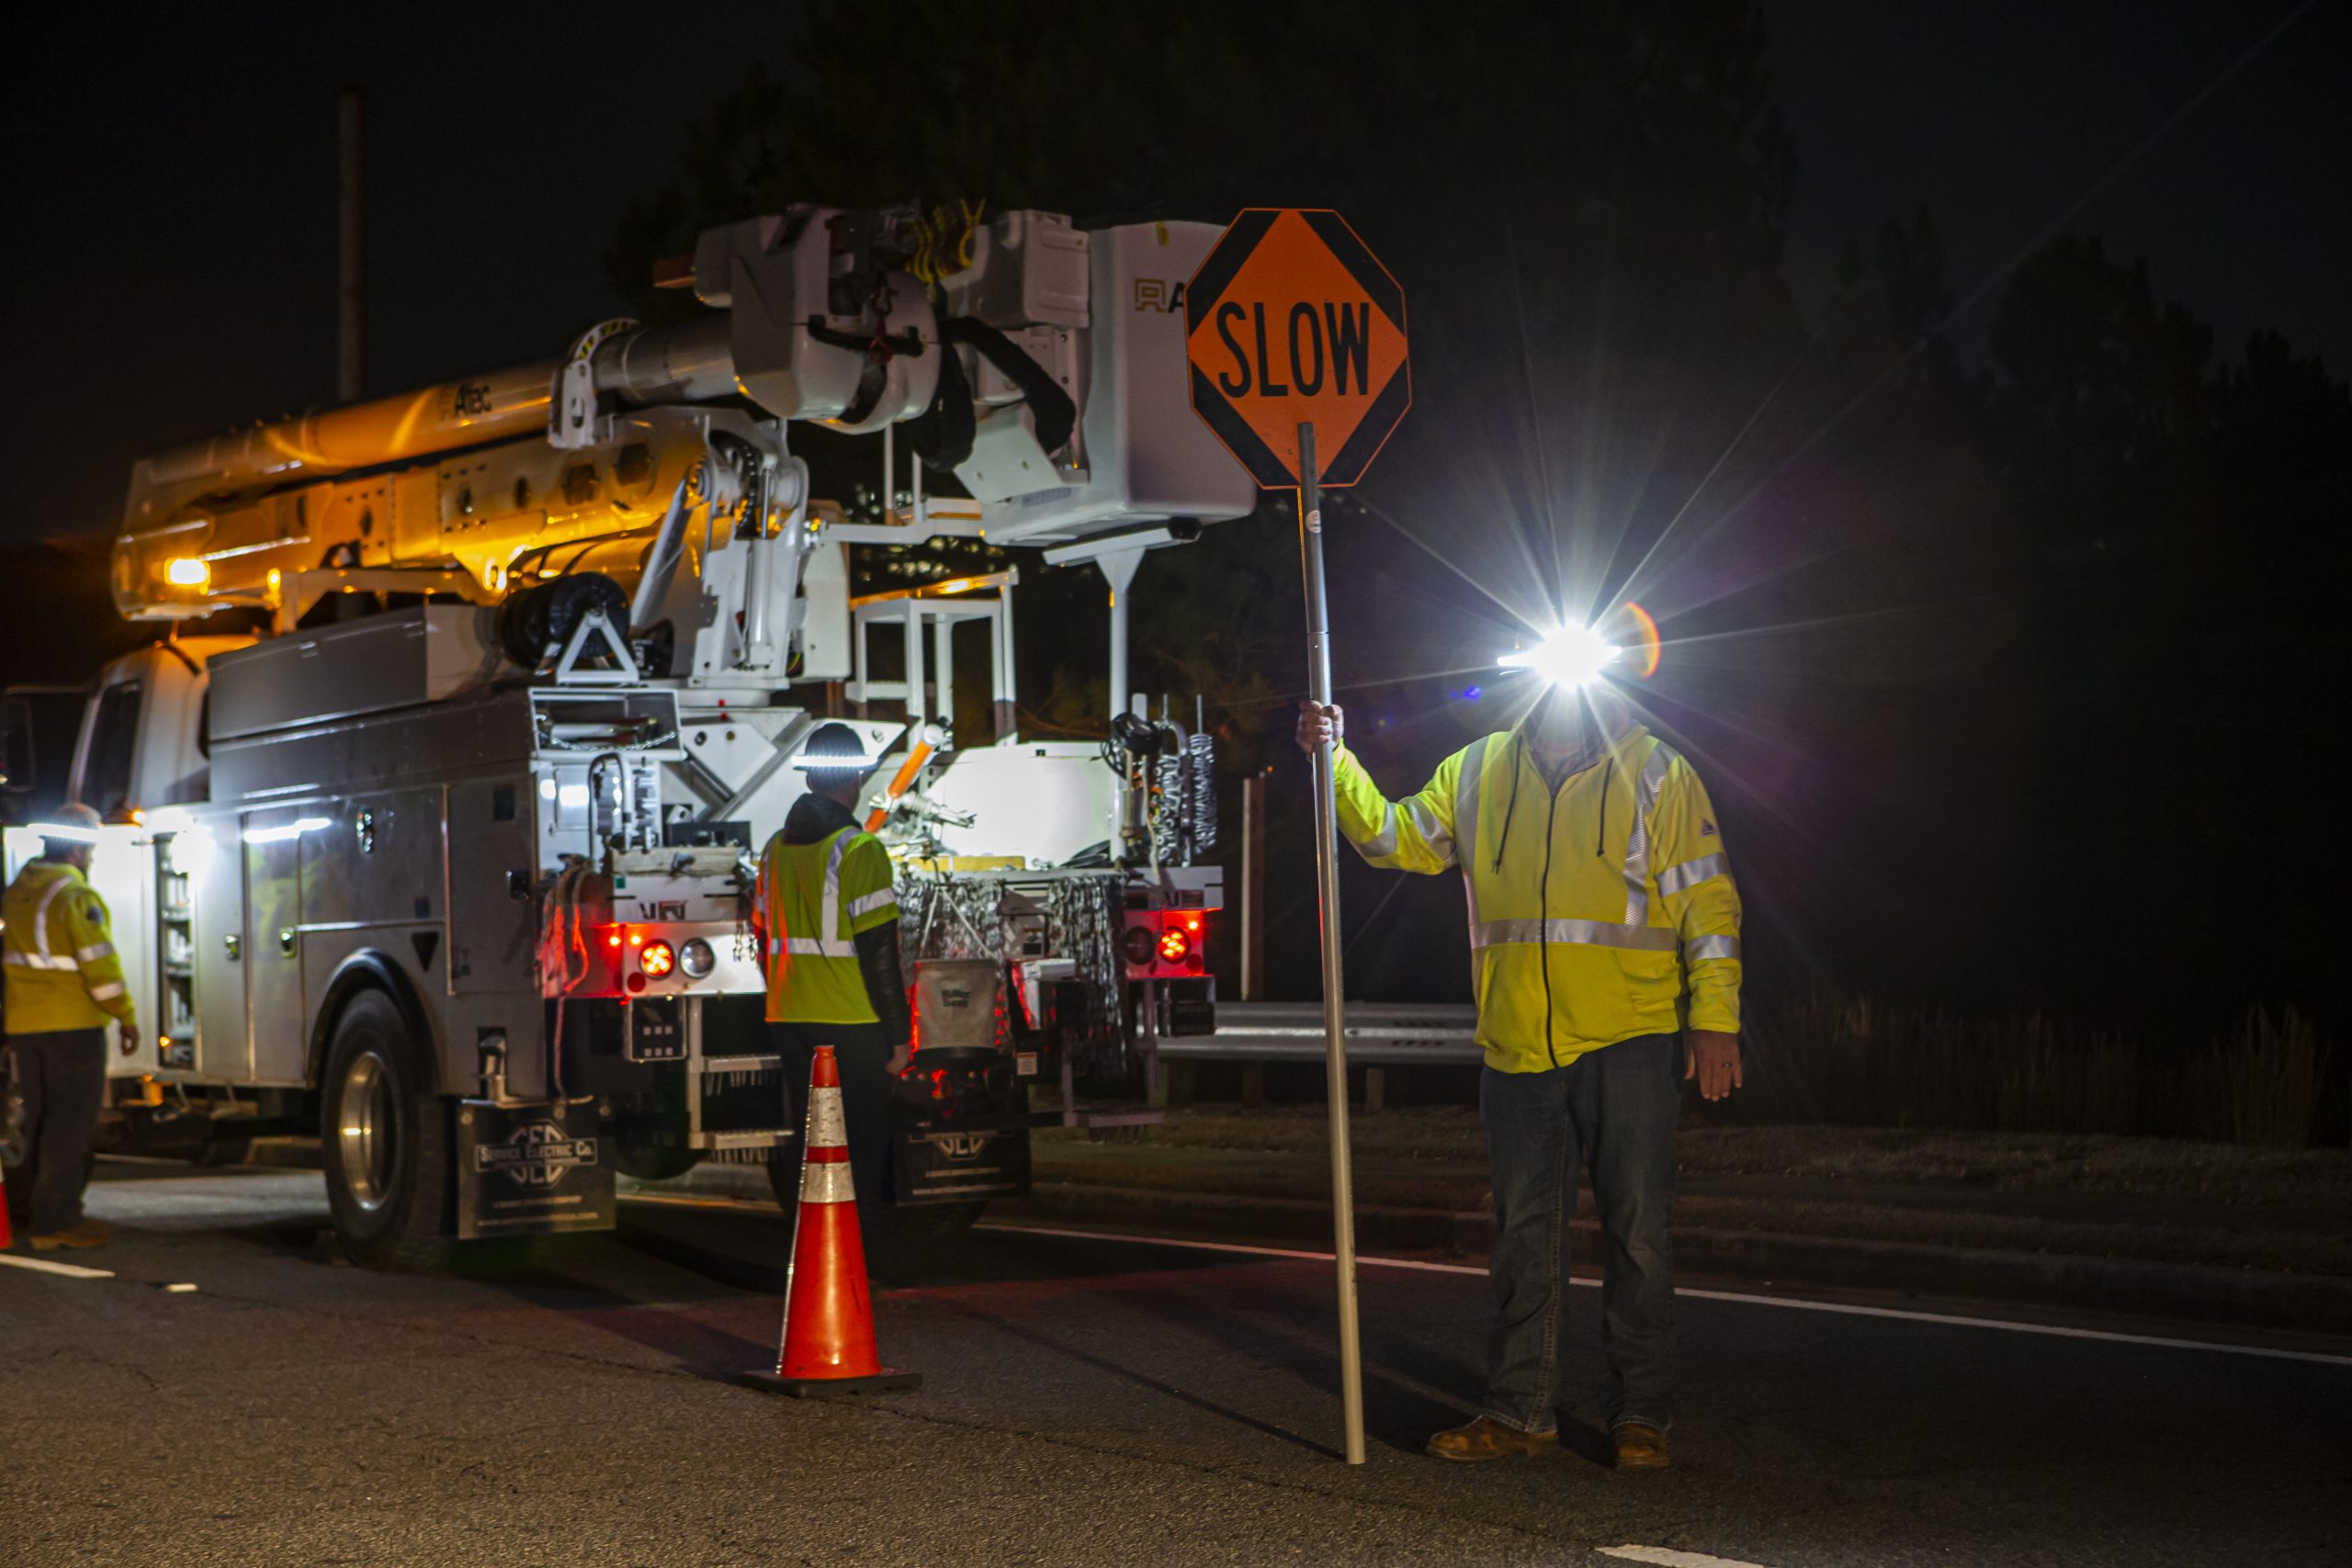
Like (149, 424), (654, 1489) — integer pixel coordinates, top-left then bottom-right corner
(3, 2), (2343, 548)
(1762, 0), (2348, 368)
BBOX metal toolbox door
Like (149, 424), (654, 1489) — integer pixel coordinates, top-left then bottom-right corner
(185, 822), (248, 1079)
(243, 811), (306, 1083)
(447, 775), (537, 995)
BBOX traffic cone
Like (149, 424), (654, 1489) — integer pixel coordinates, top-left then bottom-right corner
(743, 1045), (920, 1399)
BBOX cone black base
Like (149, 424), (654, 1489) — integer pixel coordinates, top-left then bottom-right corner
(741, 1367), (922, 1400)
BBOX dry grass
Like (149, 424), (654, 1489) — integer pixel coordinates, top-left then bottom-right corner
(1042, 1113), (2352, 1209)
(1737, 990), (2335, 1147)
(1033, 1114), (2352, 1273)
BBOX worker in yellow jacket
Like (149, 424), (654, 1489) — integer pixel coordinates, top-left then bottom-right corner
(4, 803), (138, 1250)
(1299, 683), (1741, 1470)
(754, 724), (910, 1218)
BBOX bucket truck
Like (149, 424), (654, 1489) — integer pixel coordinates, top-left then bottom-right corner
(0, 202), (1253, 1262)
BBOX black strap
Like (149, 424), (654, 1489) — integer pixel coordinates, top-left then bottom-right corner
(905, 332), (978, 470)
(939, 316), (1079, 458)
(802, 317), (925, 360)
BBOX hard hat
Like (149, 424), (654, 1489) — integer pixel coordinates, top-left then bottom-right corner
(794, 723), (880, 773)
(36, 801), (104, 850)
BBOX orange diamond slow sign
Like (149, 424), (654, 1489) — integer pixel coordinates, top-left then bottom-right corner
(1184, 209), (1409, 488)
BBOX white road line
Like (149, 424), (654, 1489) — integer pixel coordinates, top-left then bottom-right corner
(978, 1222), (2352, 1369)
(1600, 1547), (1776, 1568)
(0, 1253), (115, 1280)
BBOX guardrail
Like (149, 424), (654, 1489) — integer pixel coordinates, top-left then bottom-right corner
(1160, 1001), (1480, 1066)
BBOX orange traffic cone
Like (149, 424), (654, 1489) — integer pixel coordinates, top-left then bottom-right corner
(743, 1045), (920, 1399)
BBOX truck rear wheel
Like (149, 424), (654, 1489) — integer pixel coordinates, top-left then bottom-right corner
(609, 1126), (702, 1182)
(321, 990), (450, 1269)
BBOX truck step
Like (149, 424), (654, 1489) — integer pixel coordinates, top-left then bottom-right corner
(699, 1055), (782, 1075)
(688, 1128), (794, 1152)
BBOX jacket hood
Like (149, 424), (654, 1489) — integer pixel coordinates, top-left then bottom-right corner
(783, 789), (861, 846)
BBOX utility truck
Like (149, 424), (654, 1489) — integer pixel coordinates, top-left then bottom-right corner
(0, 202), (1250, 1262)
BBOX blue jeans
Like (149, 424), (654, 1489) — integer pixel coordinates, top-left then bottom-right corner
(1477, 1032), (1679, 1434)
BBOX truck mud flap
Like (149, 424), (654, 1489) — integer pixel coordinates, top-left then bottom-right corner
(455, 1098), (616, 1240)
(893, 1119), (1031, 1206)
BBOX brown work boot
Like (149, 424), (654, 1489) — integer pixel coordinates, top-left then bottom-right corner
(30, 1219), (111, 1251)
(1426, 1415), (1557, 1461)
(1611, 1421), (1669, 1469)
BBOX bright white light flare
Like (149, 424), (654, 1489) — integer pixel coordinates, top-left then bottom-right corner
(1498, 624), (1623, 688)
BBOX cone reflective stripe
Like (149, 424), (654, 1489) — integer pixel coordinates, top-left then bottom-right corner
(744, 1044), (920, 1399)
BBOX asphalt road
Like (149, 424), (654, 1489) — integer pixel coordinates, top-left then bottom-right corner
(2, 1161), (2346, 1567)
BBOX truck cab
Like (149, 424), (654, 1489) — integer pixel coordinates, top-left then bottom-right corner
(65, 638), (251, 821)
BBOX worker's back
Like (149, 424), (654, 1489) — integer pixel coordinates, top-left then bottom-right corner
(759, 794), (899, 1025)
(4, 858), (129, 1035)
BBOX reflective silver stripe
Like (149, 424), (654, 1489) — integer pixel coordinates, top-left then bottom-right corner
(821, 832), (852, 942)
(798, 1159), (856, 1204)
(75, 942), (116, 964)
(846, 888), (899, 919)
(1351, 803), (1400, 862)
(1404, 799), (1454, 868)
(3, 952), (78, 970)
(1470, 918), (1679, 953)
(804, 1085), (848, 1150)
(1685, 934), (1740, 963)
(1622, 741), (1676, 926)
(29, 874), (73, 964)
(785, 937), (855, 958)
(86, 980), (127, 1001)
(768, 937), (784, 955)
(1454, 737), (1489, 932)
(1655, 852), (1729, 898)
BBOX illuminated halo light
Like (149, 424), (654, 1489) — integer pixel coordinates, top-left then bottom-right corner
(1497, 624), (1623, 688)
(793, 750), (885, 772)
(165, 558), (210, 588)
(1620, 601), (1662, 678)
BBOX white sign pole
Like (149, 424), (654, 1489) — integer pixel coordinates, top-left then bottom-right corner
(1295, 420), (1367, 1465)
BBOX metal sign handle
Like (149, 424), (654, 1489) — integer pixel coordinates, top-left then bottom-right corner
(1296, 421), (1367, 1465)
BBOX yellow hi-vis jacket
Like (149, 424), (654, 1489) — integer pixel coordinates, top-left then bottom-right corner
(756, 824), (900, 1025)
(1332, 719), (1741, 1072)
(4, 859), (137, 1035)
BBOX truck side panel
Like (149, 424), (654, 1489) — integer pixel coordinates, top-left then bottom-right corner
(243, 812), (306, 1084)
(187, 821), (248, 1080)
(447, 773), (542, 1095)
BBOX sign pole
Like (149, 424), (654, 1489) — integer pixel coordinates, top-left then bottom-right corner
(1296, 420), (1367, 1466)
